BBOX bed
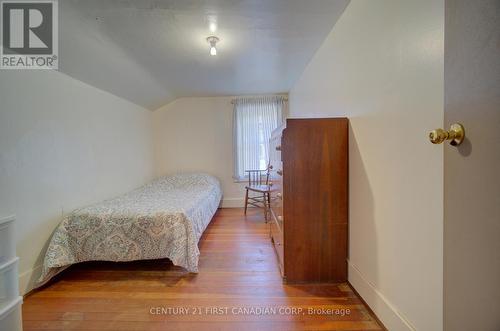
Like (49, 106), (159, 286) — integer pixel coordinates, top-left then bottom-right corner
(36, 173), (222, 287)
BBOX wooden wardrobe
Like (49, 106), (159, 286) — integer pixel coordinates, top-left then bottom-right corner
(268, 118), (348, 283)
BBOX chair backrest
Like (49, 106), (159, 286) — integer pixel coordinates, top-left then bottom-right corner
(246, 165), (270, 186)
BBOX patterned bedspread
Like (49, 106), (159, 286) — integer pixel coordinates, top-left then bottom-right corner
(37, 173), (222, 287)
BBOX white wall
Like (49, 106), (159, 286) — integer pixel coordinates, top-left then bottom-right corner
(152, 97), (246, 207)
(0, 70), (155, 294)
(289, 1), (444, 330)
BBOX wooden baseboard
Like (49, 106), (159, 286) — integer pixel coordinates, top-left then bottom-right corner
(19, 264), (41, 296)
(348, 260), (416, 331)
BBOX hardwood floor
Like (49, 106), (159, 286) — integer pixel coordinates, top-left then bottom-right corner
(23, 208), (384, 331)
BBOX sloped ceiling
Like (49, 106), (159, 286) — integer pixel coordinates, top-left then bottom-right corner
(59, 0), (349, 110)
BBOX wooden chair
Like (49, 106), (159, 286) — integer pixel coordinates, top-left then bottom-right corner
(244, 165), (273, 222)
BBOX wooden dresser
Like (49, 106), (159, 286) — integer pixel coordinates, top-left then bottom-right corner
(268, 118), (348, 283)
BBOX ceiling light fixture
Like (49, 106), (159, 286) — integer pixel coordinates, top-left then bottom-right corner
(206, 36), (219, 56)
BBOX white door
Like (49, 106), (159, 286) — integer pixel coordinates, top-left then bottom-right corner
(443, 0), (500, 330)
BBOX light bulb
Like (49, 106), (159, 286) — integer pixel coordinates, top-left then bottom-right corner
(206, 36), (219, 56)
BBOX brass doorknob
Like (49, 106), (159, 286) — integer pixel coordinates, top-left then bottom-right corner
(429, 123), (465, 146)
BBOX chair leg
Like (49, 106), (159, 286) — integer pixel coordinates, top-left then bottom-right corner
(264, 192), (269, 223)
(267, 192), (271, 223)
(244, 189), (249, 215)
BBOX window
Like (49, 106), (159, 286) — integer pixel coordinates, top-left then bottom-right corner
(233, 96), (285, 180)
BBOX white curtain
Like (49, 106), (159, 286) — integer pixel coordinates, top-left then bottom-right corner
(233, 95), (285, 180)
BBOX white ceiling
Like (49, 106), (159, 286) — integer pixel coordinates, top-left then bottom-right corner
(59, 0), (349, 110)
